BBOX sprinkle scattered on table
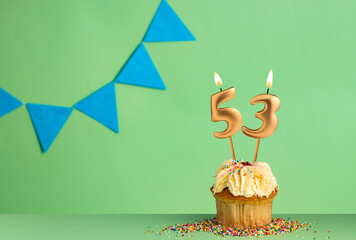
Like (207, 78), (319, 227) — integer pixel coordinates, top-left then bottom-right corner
(145, 217), (314, 237)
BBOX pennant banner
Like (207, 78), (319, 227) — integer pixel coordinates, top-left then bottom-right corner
(115, 43), (166, 90)
(2, 0), (195, 153)
(143, 0), (195, 42)
(74, 82), (119, 133)
(0, 88), (23, 117)
(26, 103), (73, 152)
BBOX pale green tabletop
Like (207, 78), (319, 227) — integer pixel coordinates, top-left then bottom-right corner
(0, 214), (353, 240)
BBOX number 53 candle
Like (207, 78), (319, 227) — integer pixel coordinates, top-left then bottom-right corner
(211, 70), (281, 162)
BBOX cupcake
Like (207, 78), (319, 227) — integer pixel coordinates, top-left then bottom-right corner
(211, 159), (278, 228)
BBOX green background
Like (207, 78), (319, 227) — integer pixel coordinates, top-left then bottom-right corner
(0, 0), (355, 214)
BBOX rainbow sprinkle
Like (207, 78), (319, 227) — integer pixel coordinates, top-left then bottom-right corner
(146, 218), (311, 237)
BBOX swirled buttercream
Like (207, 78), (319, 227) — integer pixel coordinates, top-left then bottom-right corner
(213, 159), (278, 198)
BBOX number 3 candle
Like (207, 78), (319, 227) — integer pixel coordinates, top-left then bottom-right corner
(242, 70), (281, 163)
(211, 73), (242, 160)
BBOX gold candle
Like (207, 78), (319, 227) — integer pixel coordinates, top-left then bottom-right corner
(211, 72), (242, 160)
(242, 70), (281, 162)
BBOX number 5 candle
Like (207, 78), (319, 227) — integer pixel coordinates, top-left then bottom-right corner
(211, 73), (242, 160)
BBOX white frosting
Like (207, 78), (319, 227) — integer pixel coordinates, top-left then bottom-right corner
(213, 159), (278, 198)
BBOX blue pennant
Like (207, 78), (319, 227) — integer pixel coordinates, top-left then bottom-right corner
(74, 82), (119, 133)
(26, 103), (73, 152)
(143, 0), (195, 42)
(115, 43), (166, 90)
(0, 88), (23, 117)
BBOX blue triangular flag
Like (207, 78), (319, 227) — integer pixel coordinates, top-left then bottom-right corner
(74, 82), (119, 133)
(0, 88), (23, 117)
(115, 43), (166, 90)
(143, 0), (195, 42)
(26, 103), (73, 152)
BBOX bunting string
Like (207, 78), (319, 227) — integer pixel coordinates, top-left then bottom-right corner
(0, 0), (195, 152)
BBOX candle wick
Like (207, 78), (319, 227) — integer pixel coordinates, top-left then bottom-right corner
(220, 88), (222, 92)
(266, 88), (269, 94)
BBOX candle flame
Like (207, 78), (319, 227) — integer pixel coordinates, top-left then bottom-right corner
(266, 69), (273, 88)
(214, 72), (223, 88)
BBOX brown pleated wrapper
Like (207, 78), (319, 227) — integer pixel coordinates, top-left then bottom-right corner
(210, 186), (278, 228)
